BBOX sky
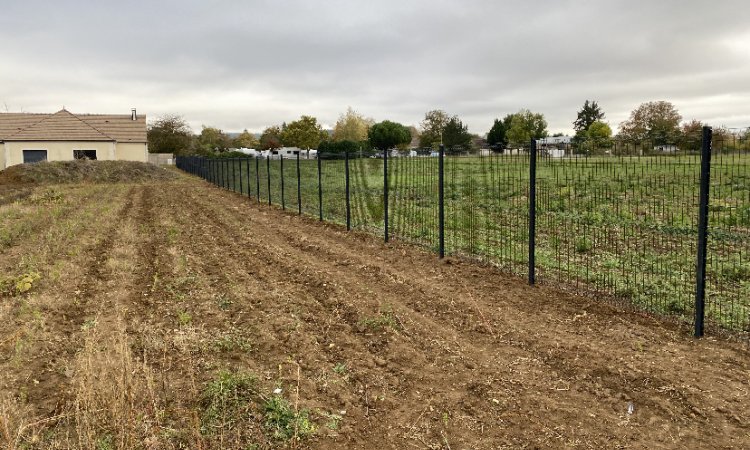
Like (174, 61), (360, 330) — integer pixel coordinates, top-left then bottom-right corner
(1, 0), (749, 136)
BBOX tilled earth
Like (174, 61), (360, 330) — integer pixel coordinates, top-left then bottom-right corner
(0, 174), (748, 449)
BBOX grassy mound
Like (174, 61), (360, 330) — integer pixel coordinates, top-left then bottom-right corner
(0, 160), (179, 184)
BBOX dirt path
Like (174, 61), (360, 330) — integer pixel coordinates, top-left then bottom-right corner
(1, 177), (748, 449)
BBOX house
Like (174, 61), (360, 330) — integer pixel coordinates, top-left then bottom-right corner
(0, 108), (147, 169)
(536, 136), (572, 157)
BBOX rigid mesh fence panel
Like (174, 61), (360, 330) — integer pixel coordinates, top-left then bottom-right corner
(389, 154), (439, 250)
(445, 150), (531, 277)
(705, 132), (750, 333)
(299, 157), (319, 217)
(350, 155), (385, 233)
(319, 154), (347, 225)
(535, 138), (701, 326)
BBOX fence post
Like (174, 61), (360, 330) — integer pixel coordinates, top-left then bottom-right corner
(224, 159), (229, 189)
(255, 157), (260, 203)
(439, 144), (445, 258)
(345, 150), (351, 230)
(238, 158), (243, 194)
(246, 158), (251, 198)
(297, 152), (302, 215)
(529, 138), (537, 285)
(384, 149), (389, 242)
(281, 155), (286, 210)
(232, 158), (237, 192)
(694, 126), (713, 337)
(267, 156), (272, 205)
(318, 153), (323, 221)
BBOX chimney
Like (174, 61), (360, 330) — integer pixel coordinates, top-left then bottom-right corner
(131, 108), (137, 121)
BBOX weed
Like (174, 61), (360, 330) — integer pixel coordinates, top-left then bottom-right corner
(200, 370), (257, 435)
(0, 272), (41, 296)
(81, 318), (98, 331)
(332, 363), (347, 375)
(212, 333), (253, 353)
(95, 434), (114, 450)
(322, 411), (343, 430)
(358, 306), (399, 331)
(216, 294), (233, 310)
(263, 396), (315, 441)
(177, 311), (192, 327)
(166, 226), (179, 244)
(575, 237), (592, 254)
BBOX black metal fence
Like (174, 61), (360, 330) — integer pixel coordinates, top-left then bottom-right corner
(176, 128), (750, 338)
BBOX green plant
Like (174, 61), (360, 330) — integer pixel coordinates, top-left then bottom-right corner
(212, 333), (253, 353)
(575, 237), (592, 254)
(200, 370), (257, 435)
(358, 306), (399, 331)
(177, 311), (192, 327)
(332, 363), (347, 375)
(81, 318), (98, 331)
(263, 396), (315, 441)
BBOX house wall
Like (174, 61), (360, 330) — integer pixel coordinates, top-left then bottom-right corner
(1, 141), (148, 169)
(116, 143), (149, 162)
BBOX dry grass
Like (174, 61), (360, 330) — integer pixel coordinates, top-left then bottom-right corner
(0, 160), (178, 185)
(72, 316), (165, 449)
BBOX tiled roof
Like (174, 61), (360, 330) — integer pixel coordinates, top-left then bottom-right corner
(0, 109), (147, 143)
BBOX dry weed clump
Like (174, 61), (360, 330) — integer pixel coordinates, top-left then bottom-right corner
(72, 317), (164, 448)
(0, 160), (178, 185)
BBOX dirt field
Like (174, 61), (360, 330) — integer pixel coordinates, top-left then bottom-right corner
(1, 173), (748, 449)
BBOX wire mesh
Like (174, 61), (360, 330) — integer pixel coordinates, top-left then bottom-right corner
(177, 130), (750, 335)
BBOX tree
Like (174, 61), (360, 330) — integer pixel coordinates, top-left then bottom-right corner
(259, 126), (282, 150)
(232, 129), (259, 149)
(332, 107), (374, 142)
(197, 126), (230, 153)
(486, 115), (513, 149)
(147, 114), (194, 155)
(368, 121), (411, 150)
(573, 100), (605, 133)
(506, 109), (548, 146)
(419, 109), (450, 148)
(442, 117), (472, 153)
(618, 101), (682, 144)
(280, 115), (328, 149)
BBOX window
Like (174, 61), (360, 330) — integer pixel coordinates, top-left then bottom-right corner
(74, 150), (97, 160)
(22, 150), (47, 164)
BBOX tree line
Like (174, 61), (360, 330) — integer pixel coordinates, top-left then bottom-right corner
(148, 101), (747, 156)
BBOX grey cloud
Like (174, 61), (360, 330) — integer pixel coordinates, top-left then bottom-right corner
(1, 0), (748, 135)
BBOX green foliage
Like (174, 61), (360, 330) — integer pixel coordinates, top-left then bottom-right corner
(573, 100), (605, 132)
(260, 126), (283, 150)
(1, 272), (41, 296)
(197, 126), (231, 153)
(280, 116), (328, 149)
(147, 114), (194, 155)
(358, 306), (399, 330)
(506, 109), (548, 146)
(368, 121), (411, 150)
(419, 109), (450, 149)
(333, 107), (373, 142)
(443, 117), (472, 153)
(177, 311), (192, 326)
(207, 150), (248, 159)
(200, 370), (257, 435)
(232, 129), (259, 149)
(487, 115), (513, 149)
(263, 396), (315, 441)
(618, 101), (682, 145)
(318, 140), (362, 158)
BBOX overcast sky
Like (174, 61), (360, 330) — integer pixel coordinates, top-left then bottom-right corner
(1, 0), (748, 136)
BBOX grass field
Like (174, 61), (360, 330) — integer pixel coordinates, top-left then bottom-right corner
(208, 152), (750, 334)
(2, 170), (749, 448)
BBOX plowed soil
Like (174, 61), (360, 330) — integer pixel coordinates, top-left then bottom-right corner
(1, 173), (748, 449)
